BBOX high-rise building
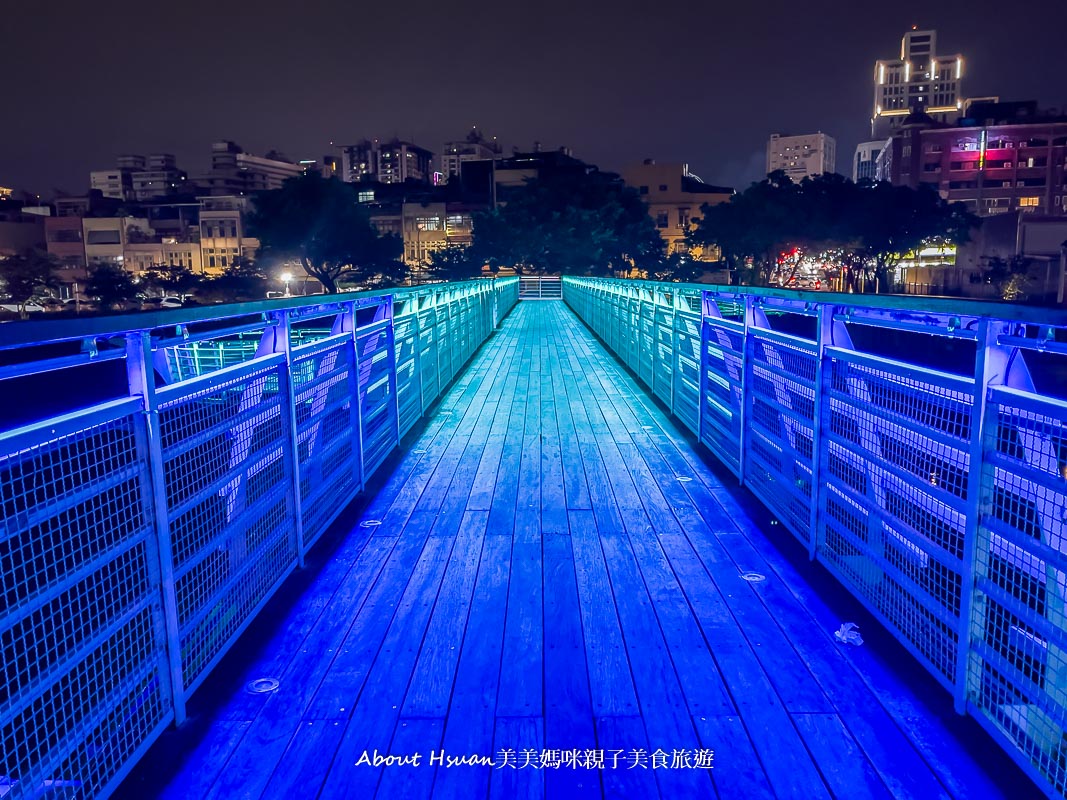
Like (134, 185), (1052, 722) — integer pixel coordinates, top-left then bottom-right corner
(853, 140), (887, 182)
(766, 133), (836, 182)
(441, 128), (501, 183)
(872, 28), (963, 139)
(340, 139), (433, 185)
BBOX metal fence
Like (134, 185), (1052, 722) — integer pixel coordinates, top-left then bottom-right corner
(0, 277), (517, 799)
(563, 275), (1067, 799)
(518, 276), (562, 299)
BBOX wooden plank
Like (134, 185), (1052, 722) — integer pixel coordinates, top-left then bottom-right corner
(792, 713), (895, 800)
(373, 717), (443, 800)
(319, 534), (455, 799)
(305, 511), (437, 719)
(545, 308), (590, 511)
(568, 510), (639, 717)
(495, 539), (543, 717)
(595, 532), (712, 799)
(692, 715), (774, 800)
(594, 716), (658, 800)
(615, 438), (832, 715)
(542, 533), (598, 800)
(539, 350), (568, 535)
(260, 720), (343, 800)
(203, 719), (299, 800)
(403, 510), (489, 716)
(489, 716), (544, 800)
(432, 535), (511, 800)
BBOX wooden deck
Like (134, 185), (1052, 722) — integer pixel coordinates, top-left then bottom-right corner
(117, 301), (1036, 799)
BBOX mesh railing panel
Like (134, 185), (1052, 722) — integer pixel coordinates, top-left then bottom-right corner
(652, 305), (674, 408)
(672, 310), (702, 435)
(356, 325), (397, 479)
(0, 402), (170, 799)
(157, 358), (297, 692)
(745, 331), (818, 541)
(969, 388), (1067, 796)
(819, 350), (973, 685)
(292, 336), (359, 549)
(701, 318), (745, 477)
(393, 313), (422, 438)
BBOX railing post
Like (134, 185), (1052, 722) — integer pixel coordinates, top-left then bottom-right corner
(738, 294), (756, 486)
(126, 332), (187, 726)
(338, 301), (367, 488)
(379, 295), (401, 446)
(266, 311), (306, 568)
(807, 303), (833, 561)
(954, 318), (1005, 713)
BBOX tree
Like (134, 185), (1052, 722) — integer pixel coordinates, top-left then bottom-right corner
(142, 264), (200, 297)
(195, 258), (270, 303)
(426, 245), (484, 282)
(467, 170), (666, 276)
(0, 249), (58, 319)
(689, 173), (978, 292)
(249, 173), (404, 293)
(86, 263), (138, 311)
(851, 183), (977, 293)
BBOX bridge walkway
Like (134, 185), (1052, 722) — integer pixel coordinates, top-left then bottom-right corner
(116, 300), (1028, 799)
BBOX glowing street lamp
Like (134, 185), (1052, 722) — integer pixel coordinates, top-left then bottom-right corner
(280, 271), (293, 297)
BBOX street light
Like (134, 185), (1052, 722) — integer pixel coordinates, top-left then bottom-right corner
(280, 271), (293, 297)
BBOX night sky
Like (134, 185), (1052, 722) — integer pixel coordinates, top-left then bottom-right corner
(2, 0), (1065, 198)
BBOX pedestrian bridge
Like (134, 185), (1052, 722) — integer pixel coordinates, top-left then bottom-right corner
(1, 277), (1066, 798)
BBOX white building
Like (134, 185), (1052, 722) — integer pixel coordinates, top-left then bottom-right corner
(872, 28), (963, 139)
(440, 128), (500, 183)
(766, 133), (836, 182)
(199, 141), (303, 195)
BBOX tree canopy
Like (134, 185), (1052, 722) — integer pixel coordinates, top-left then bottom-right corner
(0, 249), (57, 318)
(689, 171), (979, 291)
(249, 172), (404, 293)
(86, 262), (138, 311)
(465, 170), (666, 276)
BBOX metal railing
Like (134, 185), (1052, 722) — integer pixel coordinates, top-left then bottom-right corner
(563, 276), (1067, 799)
(518, 276), (562, 299)
(0, 277), (518, 799)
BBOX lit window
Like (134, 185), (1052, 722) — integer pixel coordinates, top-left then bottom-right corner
(416, 216), (441, 231)
(358, 190), (375, 203)
(1019, 197), (1040, 207)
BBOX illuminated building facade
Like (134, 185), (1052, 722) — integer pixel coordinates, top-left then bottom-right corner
(621, 160), (732, 258)
(886, 101), (1067, 216)
(872, 28), (963, 139)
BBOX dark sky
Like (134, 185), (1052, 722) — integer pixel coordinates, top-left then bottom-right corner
(2, 0), (1065, 198)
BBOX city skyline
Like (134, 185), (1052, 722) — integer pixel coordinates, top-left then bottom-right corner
(1, 0), (1066, 198)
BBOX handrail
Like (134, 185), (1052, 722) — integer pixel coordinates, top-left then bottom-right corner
(562, 275), (1067, 800)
